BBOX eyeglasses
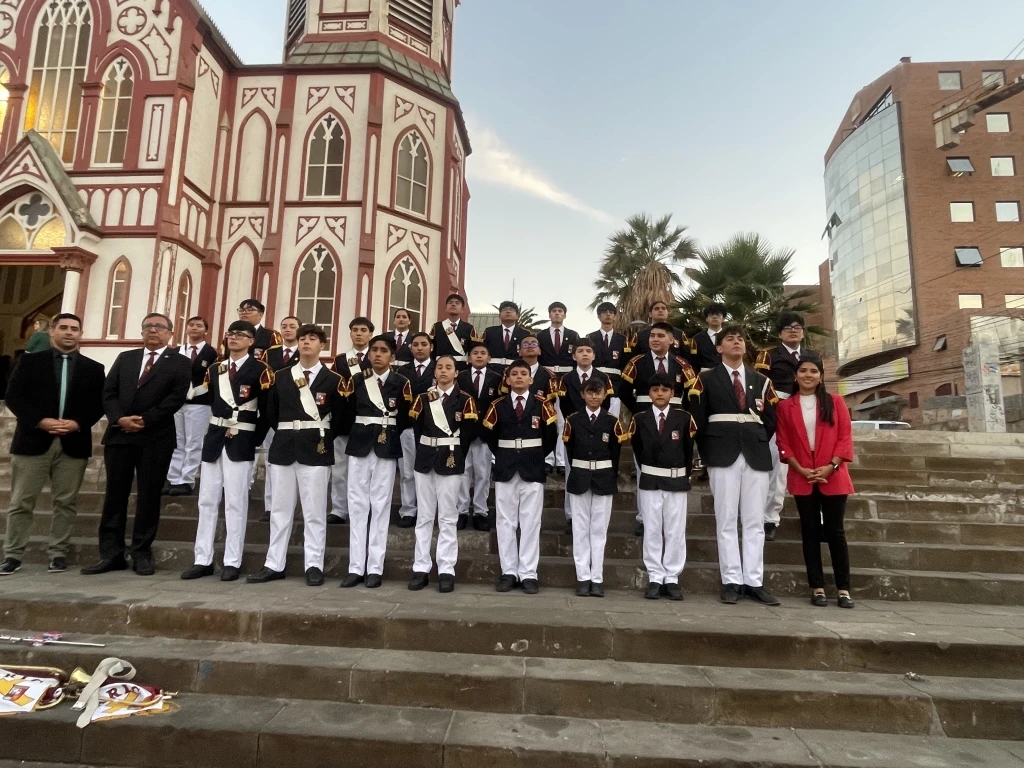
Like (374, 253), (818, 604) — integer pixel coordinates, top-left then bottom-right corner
(142, 323), (169, 331)
(520, 342), (540, 349)
(781, 324), (804, 332)
(226, 331), (254, 340)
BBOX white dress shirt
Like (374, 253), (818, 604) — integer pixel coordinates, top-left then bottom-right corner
(139, 346), (168, 378)
(722, 360), (746, 391)
(300, 361), (323, 381)
(179, 340), (207, 359)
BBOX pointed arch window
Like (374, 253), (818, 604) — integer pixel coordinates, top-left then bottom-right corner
(174, 271), (192, 336)
(25, 0), (92, 163)
(305, 114), (345, 198)
(106, 258), (131, 339)
(94, 58), (134, 165)
(295, 244), (338, 342)
(396, 131), (429, 216)
(388, 256), (423, 332)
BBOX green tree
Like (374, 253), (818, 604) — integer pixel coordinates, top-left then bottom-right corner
(590, 213), (696, 331)
(675, 233), (823, 359)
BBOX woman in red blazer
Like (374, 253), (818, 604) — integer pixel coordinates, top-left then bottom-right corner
(775, 354), (855, 608)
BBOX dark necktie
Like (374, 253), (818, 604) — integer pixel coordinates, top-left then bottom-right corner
(657, 357), (666, 375)
(604, 333), (610, 349)
(140, 351), (157, 380)
(396, 333), (404, 349)
(554, 328), (561, 354)
(190, 345), (197, 362)
(283, 348), (292, 364)
(450, 322), (457, 336)
(416, 364), (424, 377)
(791, 350), (800, 364)
(303, 370), (311, 385)
(357, 352), (364, 364)
(581, 371), (588, 384)
(442, 392), (449, 405)
(474, 370), (482, 395)
(658, 412), (666, 434)
(504, 328), (511, 348)
(229, 362), (237, 382)
(733, 370), (746, 410)
(515, 396), (524, 418)
(377, 377), (384, 390)
(58, 354), (68, 419)
(590, 412), (597, 425)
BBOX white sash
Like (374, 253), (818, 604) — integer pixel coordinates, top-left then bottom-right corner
(427, 390), (455, 438)
(446, 325), (466, 357)
(364, 373), (391, 416)
(215, 363), (239, 411)
(294, 371), (321, 420)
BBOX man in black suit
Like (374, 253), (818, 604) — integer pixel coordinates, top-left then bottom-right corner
(692, 303), (727, 373)
(538, 301), (579, 473)
(220, 299), (283, 359)
(166, 316), (217, 495)
(482, 301), (529, 374)
(588, 302), (628, 418)
(385, 307), (415, 369)
(690, 326), (780, 606)
(1, 314), (105, 575)
(395, 332), (435, 527)
(82, 313), (191, 576)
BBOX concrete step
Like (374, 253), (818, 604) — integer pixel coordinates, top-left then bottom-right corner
(8, 511), (1024, 575)
(4, 629), (1023, 740)
(4, 690), (1023, 768)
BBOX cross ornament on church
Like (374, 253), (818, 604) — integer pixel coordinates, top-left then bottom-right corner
(18, 194), (50, 228)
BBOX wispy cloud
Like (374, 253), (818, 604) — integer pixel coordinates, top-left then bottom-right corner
(464, 113), (614, 224)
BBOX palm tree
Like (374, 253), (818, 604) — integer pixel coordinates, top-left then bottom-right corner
(590, 213), (697, 331)
(675, 233), (823, 358)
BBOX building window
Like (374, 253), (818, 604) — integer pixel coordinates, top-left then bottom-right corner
(996, 201), (1020, 222)
(987, 113), (1010, 133)
(933, 336), (948, 352)
(1000, 246), (1024, 267)
(982, 70), (1005, 87)
(946, 157), (974, 176)
(295, 244), (338, 343)
(285, 0), (307, 52)
(25, 0), (92, 163)
(958, 294), (983, 309)
(174, 272), (192, 335)
(94, 59), (133, 165)
(950, 202), (974, 222)
(387, 255), (423, 331)
(395, 130), (429, 216)
(389, 0), (433, 38)
(305, 114), (345, 198)
(954, 247), (983, 267)
(991, 156), (1015, 177)
(106, 258), (131, 338)
(1006, 295), (1024, 308)
(938, 71), (962, 90)
(0, 192), (65, 250)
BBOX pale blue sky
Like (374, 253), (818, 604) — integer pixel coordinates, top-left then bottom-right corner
(202, 0), (1024, 327)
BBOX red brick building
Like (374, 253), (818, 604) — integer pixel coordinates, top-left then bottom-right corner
(823, 57), (1024, 423)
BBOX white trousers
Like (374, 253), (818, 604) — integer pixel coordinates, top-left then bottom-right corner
(347, 453), (397, 576)
(637, 489), (688, 585)
(168, 404), (211, 486)
(413, 472), (462, 575)
(265, 463), (330, 572)
(194, 452), (253, 568)
(495, 476), (543, 581)
(458, 439), (492, 517)
(330, 436), (350, 517)
(546, 401), (566, 467)
(259, 429), (274, 510)
(398, 429), (417, 518)
(709, 455), (770, 587)
(567, 491), (613, 583)
(765, 434), (788, 525)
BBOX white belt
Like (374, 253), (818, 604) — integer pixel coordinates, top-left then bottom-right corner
(596, 367), (621, 376)
(571, 459), (613, 470)
(776, 392), (792, 400)
(636, 395), (682, 405)
(491, 357), (515, 366)
(355, 415), (397, 426)
(187, 384), (207, 400)
(497, 438), (543, 449)
(209, 416), (256, 432)
(419, 435), (460, 447)
(708, 414), (762, 424)
(550, 366), (573, 374)
(235, 400), (258, 412)
(277, 418), (331, 431)
(640, 464), (688, 478)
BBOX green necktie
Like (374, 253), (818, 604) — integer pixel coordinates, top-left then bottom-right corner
(58, 354), (68, 419)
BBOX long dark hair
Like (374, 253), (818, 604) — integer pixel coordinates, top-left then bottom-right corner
(798, 355), (833, 426)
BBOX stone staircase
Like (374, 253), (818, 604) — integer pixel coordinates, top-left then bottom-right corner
(2, 410), (1024, 766)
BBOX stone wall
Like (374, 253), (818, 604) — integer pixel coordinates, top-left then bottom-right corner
(922, 394), (1024, 433)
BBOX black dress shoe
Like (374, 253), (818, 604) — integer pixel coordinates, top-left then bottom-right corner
(0, 558), (21, 575)
(521, 578), (539, 594)
(132, 553), (155, 576)
(457, 513), (468, 530)
(590, 582), (604, 597)
(81, 557), (128, 575)
(811, 593), (828, 607)
(160, 481), (172, 495)
(438, 574), (455, 593)
(220, 566), (240, 582)
(408, 572), (429, 591)
(745, 585), (782, 606)
(575, 580), (590, 597)
(397, 516), (416, 528)
(246, 567), (286, 583)
(305, 567), (325, 586)
(339, 573), (364, 588)
(837, 594), (855, 609)
(644, 582), (661, 600)
(633, 521), (644, 537)
(167, 484), (191, 497)
(48, 557), (67, 574)
(472, 515), (490, 532)
(665, 583), (684, 601)
(258, 510), (271, 523)
(764, 523), (778, 542)
(181, 563), (215, 580)
(365, 574), (383, 588)
(555, 467), (565, 477)
(659, 584), (669, 597)
(720, 583), (741, 604)
(496, 574), (518, 592)
(326, 513), (348, 525)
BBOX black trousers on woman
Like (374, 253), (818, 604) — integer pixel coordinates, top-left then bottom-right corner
(793, 488), (851, 591)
